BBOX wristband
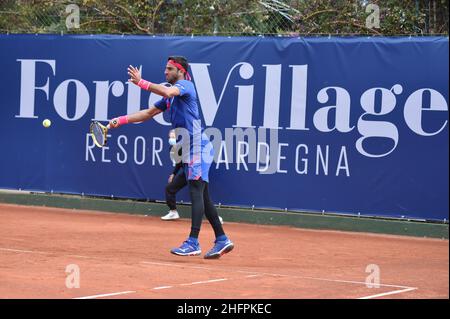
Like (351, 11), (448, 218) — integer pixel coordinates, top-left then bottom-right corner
(118, 115), (129, 126)
(137, 79), (152, 90)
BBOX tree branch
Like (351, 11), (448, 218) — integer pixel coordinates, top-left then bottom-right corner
(115, 4), (150, 34)
(151, 0), (165, 34)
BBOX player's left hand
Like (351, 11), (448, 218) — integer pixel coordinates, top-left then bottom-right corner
(127, 65), (141, 85)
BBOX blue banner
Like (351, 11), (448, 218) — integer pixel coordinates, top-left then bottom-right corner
(0, 35), (448, 221)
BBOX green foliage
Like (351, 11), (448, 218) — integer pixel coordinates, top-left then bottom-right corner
(0, 0), (448, 35)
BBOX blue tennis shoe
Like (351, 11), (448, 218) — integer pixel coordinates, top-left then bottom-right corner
(204, 238), (234, 259)
(171, 238), (201, 256)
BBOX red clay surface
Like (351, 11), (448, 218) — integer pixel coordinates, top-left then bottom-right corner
(0, 203), (448, 299)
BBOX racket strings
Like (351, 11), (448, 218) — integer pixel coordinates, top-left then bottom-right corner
(91, 122), (106, 146)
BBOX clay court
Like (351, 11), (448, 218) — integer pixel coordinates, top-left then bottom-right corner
(0, 203), (448, 299)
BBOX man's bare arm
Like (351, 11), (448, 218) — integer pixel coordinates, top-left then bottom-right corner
(127, 65), (180, 98)
(129, 106), (163, 122)
(109, 106), (162, 128)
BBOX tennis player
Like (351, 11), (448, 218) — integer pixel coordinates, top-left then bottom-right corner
(109, 56), (233, 259)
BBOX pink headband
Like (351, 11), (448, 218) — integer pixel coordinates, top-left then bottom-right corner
(168, 59), (191, 80)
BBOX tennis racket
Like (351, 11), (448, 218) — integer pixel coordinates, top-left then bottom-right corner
(90, 120), (116, 147)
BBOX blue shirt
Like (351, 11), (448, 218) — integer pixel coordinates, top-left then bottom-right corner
(154, 80), (213, 182)
(154, 80), (202, 134)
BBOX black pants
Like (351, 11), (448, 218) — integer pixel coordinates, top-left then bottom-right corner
(166, 170), (224, 239)
(165, 171), (188, 211)
(188, 179), (225, 239)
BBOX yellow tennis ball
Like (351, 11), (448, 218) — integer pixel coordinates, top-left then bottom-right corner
(42, 119), (51, 128)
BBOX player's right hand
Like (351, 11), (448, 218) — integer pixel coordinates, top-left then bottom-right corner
(168, 174), (174, 183)
(109, 118), (120, 129)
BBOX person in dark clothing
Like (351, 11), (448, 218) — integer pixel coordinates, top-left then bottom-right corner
(161, 129), (186, 220)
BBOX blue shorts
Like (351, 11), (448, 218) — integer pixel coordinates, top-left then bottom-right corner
(184, 139), (214, 183)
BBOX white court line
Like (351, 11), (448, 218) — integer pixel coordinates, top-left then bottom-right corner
(0, 247), (45, 254)
(0, 247), (52, 255)
(141, 260), (416, 290)
(180, 278), (228, 286)
(0, 248), (413, 290)
(65, 255), (93, 259)
(76, 279), (228, 298)
(1, 247), (419, 298)
(255, 273), (415, 289)
(0, 247), (101, 260)
(358, 287), (417, 299)
(74, 291), (136, 299)
(141, 261), (214, 271)
(245, 274), (263, 278)
(152, 286), (173, 290)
